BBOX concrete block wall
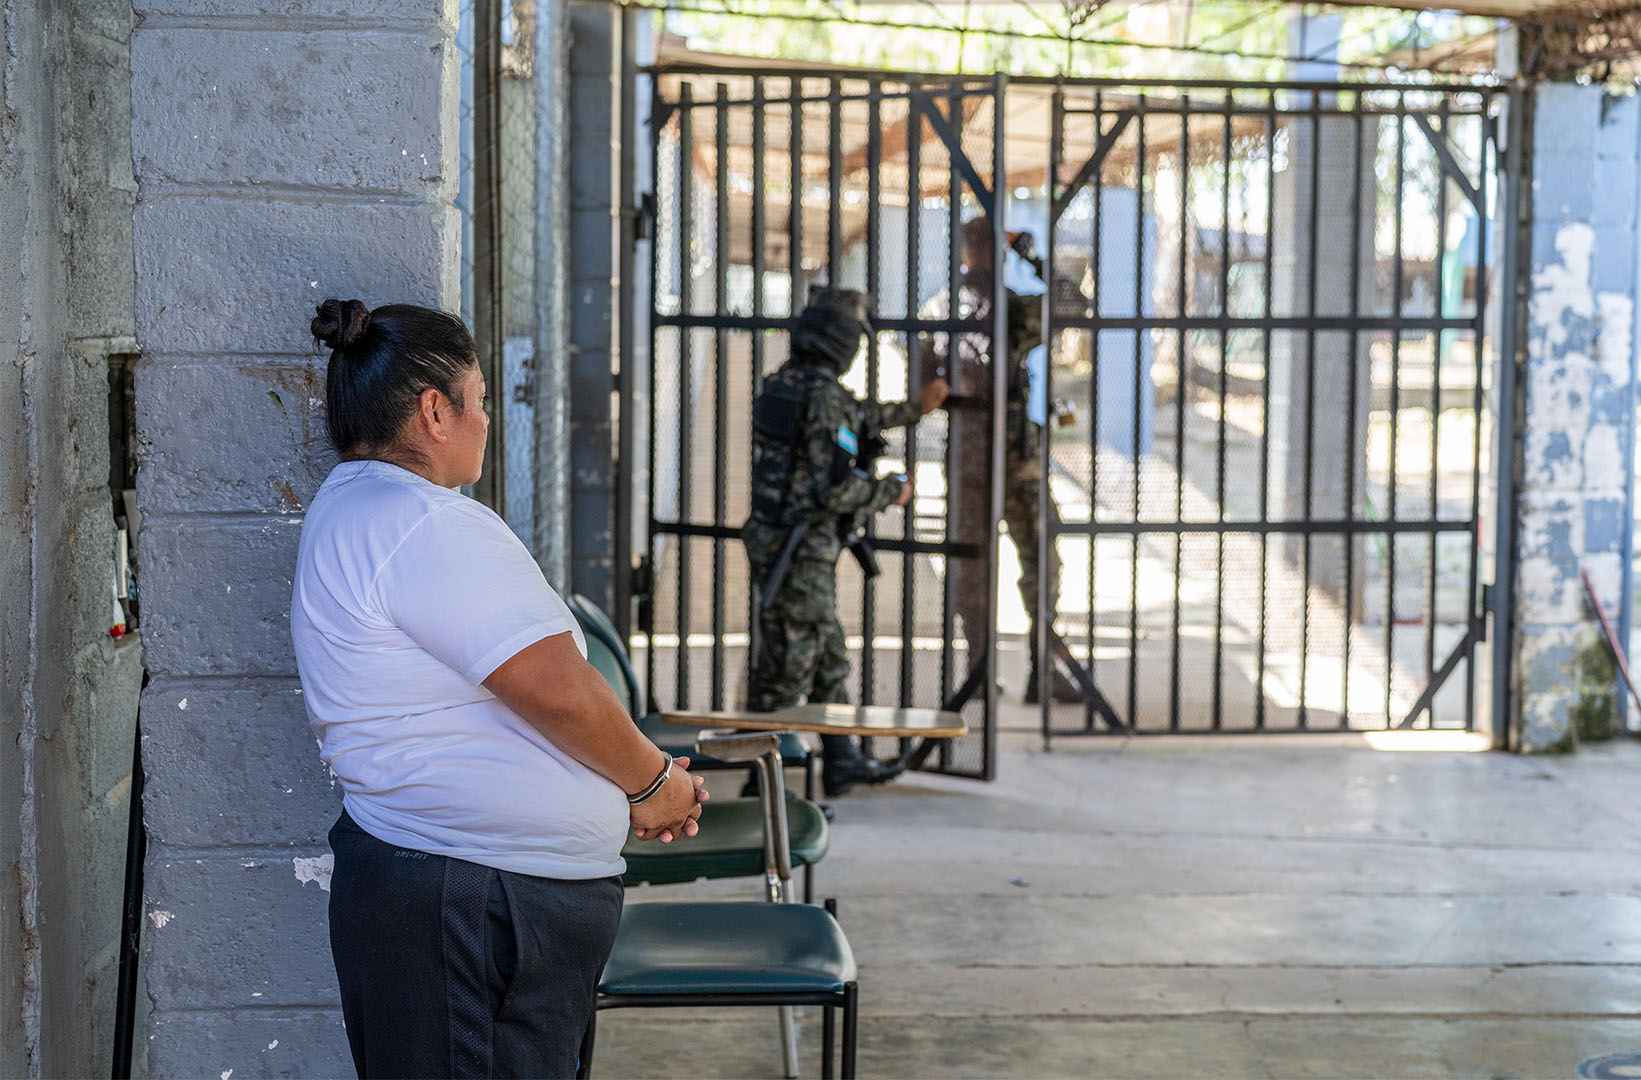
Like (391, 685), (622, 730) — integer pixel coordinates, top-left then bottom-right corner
(1, 0), (145, 1075)
(130, 1), (460, 1072)
(1512, 85), (1640, 752)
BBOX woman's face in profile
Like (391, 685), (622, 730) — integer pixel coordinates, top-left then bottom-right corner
(450, 366), (490, 487)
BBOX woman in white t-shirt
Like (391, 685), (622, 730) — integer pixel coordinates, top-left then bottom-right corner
(291, 298), (707, 1079)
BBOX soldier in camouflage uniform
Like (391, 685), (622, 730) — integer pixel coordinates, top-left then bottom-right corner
(948, 217), (1084, 703)
(744, 287), (949, 796)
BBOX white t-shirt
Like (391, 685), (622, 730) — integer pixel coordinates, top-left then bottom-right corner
(291, 459), (629, 879)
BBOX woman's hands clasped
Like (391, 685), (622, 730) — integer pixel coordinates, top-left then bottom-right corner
(630, 755), (709, 844)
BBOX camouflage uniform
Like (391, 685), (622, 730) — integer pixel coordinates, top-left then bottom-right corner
(947, 222), (1081, 695)
(950, 286), (1061, 660)
(743, 289), (918, 769)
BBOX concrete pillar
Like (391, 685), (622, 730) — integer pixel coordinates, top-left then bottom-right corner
(1268, 95), (1376, 595)
(1511, 85), (1639, 752)
(1, 1), (143, 1075)
(566, 0), (623, 613)
(130, 0), (459, 1069)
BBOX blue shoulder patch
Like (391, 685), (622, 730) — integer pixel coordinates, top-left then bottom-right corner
(836, 425), (858, 454)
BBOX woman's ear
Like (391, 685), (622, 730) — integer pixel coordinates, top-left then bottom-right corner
(419, 386), (449, 443)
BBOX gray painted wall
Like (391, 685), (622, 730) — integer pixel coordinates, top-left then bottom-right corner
(1, 0), (144, 1075)
(130, 0), (460, 1072)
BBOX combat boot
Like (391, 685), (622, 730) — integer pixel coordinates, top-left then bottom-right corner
(1024, 664), (1085, 704)
(819, 734), (904, 797)
(821, 754), (904, 797)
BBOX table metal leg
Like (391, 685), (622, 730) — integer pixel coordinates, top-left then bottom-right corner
(823, 1004), (836, 1080)
(780, 1004), (800, 1078)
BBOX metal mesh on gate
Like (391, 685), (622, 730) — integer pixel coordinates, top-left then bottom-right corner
(636, 67), (1505, 752)
(1043, 83), (1501, 735)
(457, 0), (540, 540)
(640, 72), (1008, 777)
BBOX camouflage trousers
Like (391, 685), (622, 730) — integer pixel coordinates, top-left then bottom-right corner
(953, 442), (1061, 656)
(745, 555), (850, 713)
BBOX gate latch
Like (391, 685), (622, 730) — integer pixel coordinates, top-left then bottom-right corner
(631, 555), (654, 633)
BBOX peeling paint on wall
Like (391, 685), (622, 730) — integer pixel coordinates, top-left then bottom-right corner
(1585, 426), (1627, 492)
(1515, 93), (1641, 753)
(292, 854), (333, 892)
(1532, 223), (1597, 349)
(1598, 292), (1635, 384)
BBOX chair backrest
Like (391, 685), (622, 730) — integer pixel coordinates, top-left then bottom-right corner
(567, 594), (642, 717)
(583, 635), (635, 716)
(695, 731), (793, 900)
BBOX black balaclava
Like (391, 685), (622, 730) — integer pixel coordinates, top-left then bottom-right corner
(791, 286), (871, 375)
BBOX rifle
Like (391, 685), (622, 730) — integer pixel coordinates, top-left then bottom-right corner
(760, 429), (894, 607)
(841, 520), (881, 580)
(758, 521), (808, 610)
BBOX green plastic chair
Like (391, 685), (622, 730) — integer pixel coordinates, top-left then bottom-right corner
(578, 733), (859, 1080)
(564, 595), (827, 902)
(567, 594), (811, 776)
(619, 795), (828, 889)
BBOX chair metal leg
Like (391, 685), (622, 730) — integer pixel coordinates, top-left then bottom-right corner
(576, 1009), (597, 1079)
(803, 861), (814, 905)
(779, 1004), (800, 1079)
(823, 1005), (836, 1080)
(841, 983), (858, 1080)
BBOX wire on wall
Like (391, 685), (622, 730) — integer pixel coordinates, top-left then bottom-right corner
(631, 0), (1497, 75)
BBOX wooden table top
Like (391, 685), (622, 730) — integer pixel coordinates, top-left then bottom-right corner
(660, 703), (967, 739)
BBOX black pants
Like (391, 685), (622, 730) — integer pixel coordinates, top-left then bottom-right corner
(328, 811), (624, 1079)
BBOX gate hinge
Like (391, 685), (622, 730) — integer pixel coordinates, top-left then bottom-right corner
(632, 193), (656, 244)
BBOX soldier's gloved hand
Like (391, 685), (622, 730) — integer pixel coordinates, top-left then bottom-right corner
(1007, 230), (1039, 265)
(918, 378), (950, 415)
(895, 475), (915, 507)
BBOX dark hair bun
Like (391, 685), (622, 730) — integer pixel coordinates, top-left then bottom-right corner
(311, 298), (371, 352)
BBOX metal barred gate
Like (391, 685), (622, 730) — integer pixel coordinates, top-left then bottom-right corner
(1039, 80), (1511, 738)
(629, 65), (1514, 765)
(636, 70), (1012, 778)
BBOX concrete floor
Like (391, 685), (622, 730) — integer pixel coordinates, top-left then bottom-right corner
(591, 713), (1641, 1079)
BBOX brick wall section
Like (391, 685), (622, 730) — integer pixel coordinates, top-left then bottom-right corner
(1513, 85), (1640, 751)
(131, 2), (460, 1072)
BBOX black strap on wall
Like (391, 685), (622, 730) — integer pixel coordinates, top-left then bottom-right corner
(112, 670), (148, 1080)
